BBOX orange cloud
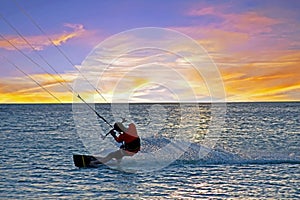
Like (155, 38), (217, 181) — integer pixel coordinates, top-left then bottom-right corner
(220, 50), (300, 101)
(183, 4), (283, 53)
(52, 23), (85, 46)
(187, 5), (281, 34)
(172, 26), (250, 53)
(173, 3), (299, 102)
(0, 72), (76, 103)
(0, 91), (72, 104)
(225, 12), (280, 34)
(172, 11), (281, 54)
(0, 23), (85, 51)
(187, 4), (227, 17)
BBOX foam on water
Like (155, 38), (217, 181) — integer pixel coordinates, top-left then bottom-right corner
(102, 136), (300, 173)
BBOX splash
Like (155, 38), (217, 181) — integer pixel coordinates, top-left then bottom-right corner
(117, 137), (300, 171)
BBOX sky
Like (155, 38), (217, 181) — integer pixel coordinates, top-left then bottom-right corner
(0, 0), (299, 103)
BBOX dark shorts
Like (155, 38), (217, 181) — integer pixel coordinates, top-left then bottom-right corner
(123, 138), (141, 153)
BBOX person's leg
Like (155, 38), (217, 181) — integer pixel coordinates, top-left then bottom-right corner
(90, 149), (134, 166)
(98, 149), (124, 164)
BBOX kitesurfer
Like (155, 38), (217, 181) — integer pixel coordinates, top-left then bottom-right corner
(91, 122), (141, 165)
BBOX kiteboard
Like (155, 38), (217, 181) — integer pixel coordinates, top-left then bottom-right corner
(73, 154), (103, 168)
(73, 154), (138, 172)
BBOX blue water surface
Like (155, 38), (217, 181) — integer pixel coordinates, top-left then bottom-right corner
(0, 103), (299, 199)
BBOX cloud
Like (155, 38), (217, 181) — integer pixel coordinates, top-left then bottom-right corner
(0, 23), (85, 51)
(188, 6), (217, 16)
(171, 2), (300, 101)
(180, 2), (286, 53)
(187, 3), (281, 32)
(220, 50), (300, 101)
(172, 26), (250, 53)
(73, 43), (215, 103)
(51, 23), (85, 46)
(0, 72), (76, 103)
(224, 12), (280, 34)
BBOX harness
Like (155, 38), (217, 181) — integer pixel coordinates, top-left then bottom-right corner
(121, 137), (141, 153)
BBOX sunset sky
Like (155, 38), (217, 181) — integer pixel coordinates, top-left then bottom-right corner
(0, 0), (299, 103)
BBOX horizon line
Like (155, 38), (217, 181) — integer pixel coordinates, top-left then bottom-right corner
(1, 100), (299, 105)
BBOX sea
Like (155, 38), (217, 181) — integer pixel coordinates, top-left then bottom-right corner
(0, 102), (299, 199)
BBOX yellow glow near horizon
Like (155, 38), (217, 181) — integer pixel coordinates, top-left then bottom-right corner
(1, 61), (299, 103)
(1, 46), (299, 103)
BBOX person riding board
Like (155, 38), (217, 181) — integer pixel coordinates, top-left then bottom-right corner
(90, 122), (141, 166)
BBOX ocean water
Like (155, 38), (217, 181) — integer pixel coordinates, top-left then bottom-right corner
(0, 103), (299, 199)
